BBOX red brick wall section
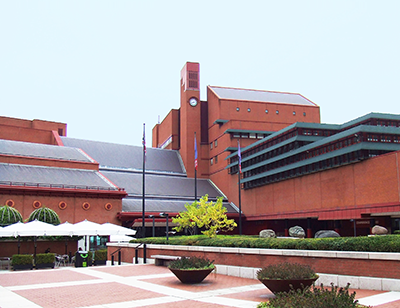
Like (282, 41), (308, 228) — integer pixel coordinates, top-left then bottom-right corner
(0, 194), (122, 225)
(114, 246), (400, 279)
(239, 151), (400, 218)
(1, 239), (79, 257)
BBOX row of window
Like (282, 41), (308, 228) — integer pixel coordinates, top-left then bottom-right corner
(234, 132), (399, 179)
(235, 107), (307, 117)
(242, 150), (376, 189)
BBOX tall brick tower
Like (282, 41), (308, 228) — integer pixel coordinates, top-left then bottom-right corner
(180, 62), (201, 178)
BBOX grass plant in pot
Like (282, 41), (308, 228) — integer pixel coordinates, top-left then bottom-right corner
(257, 262), (319, 294)
(35, 253), (55, 269)
(12, 254), (34, 271)
(168, 256), (215, 284)
(94, 249), (107, 266)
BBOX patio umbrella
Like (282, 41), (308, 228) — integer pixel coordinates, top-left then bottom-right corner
(2, 221), (26, 238)
(15, 220), (58, 237)
(46, 221), (75, 237)
(71, 219), (103, 236)
(98, 222), (137, 236)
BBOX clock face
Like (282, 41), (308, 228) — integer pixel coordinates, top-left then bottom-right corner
(189, 97), (198, 107)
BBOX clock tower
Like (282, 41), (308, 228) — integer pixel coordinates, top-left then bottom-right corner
(180, 62), (201, 178)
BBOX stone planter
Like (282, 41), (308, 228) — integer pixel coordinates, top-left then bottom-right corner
(13, 264), (33, 271)
(35, 263), (55, 269)
(94, 260), (107, 266)
(259, 275), (319, 294)
(169, 267), (214, 284)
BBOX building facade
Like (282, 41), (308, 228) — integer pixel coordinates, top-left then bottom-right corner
(2, 62), (400, 237)
(153, 62), (400, 236)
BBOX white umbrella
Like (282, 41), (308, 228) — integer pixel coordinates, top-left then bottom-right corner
(98, 222), (137, 236)
(72, 219), (102, 236)
(2, 221), (26, 237)
(0, 225), (13, 237)
(46, 221), (75, 237)
(16, 220), (58, 237)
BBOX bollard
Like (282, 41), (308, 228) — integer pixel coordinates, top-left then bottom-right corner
(135, 249), (138, 264)
(143, 244), (147, 264)
(118, 250), (121, 265)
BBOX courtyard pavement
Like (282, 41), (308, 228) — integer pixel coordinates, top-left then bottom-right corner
(0, 264), (400, 308)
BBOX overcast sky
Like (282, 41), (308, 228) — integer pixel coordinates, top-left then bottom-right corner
(1, 1), (399, 147)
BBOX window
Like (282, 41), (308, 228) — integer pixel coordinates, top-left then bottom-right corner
(265, 109), (269, 114)
(250, 133), (256, 139)
(247, 108), (251, 112)
(215, 155), (218, 164)
(210, 158), (214, 165)
(303, 112), (306, 116)
(236, 107), (240, 112)
(276, 110), (279, 114)
(210, 142), (213, 149)
(214, 140), (218, 147)
(293, 111), (296, 115)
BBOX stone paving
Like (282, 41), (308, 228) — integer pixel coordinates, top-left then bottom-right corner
(0, 264), (400, 307)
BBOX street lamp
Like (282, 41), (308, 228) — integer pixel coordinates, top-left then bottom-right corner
(148, 215), (155, 237)
(159, 212), (169, 241)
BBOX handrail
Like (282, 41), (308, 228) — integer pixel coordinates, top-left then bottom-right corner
(134, 243), (147, 264)
(111, 248), (122, 265)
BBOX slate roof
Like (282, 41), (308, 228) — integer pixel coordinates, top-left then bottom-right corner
(122, 198), (237, 214)
(0, 163), (117, 190)
(0, 139), (92, 162)
(61, 137), (185, 174)
(102, 170), (224, 199)
(209, 86), (316, 106)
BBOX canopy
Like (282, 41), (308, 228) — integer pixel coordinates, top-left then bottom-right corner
(0, 220), (136, 237)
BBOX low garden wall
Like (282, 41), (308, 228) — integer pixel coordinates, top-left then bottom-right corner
(107, 243), (400, 291)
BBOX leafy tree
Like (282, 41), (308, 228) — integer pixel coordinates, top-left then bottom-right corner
(0, 205), (23, 226)
(173, 195), (237, 238)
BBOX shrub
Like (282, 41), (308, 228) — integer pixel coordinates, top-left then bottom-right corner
(0, 205), (23, 226)
(168, 256), (215, 270)
(131, 234), (400, 253)
(11, 254), (33, 266)
(35, 253), (55, 264)
(28, 207), (60, 225)
(94, 249), (107, 261)
(257, 283), (369, 308)
(257, 262), (317, 280)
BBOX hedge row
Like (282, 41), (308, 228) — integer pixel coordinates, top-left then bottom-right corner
(131, 234), (400, 252)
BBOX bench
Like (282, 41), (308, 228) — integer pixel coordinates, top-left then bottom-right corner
(151, 254), (180, 266)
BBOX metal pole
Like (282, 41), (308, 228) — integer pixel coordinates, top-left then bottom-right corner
(142, 123), (146, 238)
(152, 216), (155, 237)
(238, 169), (242, 235)
(166, 215), (169, 241)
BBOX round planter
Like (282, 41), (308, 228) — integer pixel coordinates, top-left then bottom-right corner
(169, 267), (214, 284)
(259, 275), (319, 294)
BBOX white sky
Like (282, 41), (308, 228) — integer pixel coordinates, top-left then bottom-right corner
(1, 1), (399, 147)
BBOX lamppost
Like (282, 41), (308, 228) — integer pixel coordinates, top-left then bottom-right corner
(159, 212), (169, 241)
(148, 215), (155, 237)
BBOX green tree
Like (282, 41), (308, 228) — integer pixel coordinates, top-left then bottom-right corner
(173, 195), (237, 238)
(0, 205), (23, 226)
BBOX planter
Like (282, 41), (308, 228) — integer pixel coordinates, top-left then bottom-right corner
(35, 263), (55, 269)
(13, 264), (33, 271)
(259, 275), (319, 294)
(169, 267), (214, 284)
(94, 260), (106, 266)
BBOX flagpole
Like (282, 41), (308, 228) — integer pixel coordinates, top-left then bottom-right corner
(194, 132), (197, 202)
(142, 123), (146, 238)
(238, 140), (242, 236)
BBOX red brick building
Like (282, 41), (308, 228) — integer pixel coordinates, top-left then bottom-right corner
(153, 62), (400, 236)
(2, 62), (400, 237)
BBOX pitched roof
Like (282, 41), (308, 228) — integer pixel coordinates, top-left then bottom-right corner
(0, 139), (92, 162)
(0, 163), (117, 190)
(102, 170), (224, 199)
(122, 198), (237, 214)
(209, 86), (316, 106)
(61, 137), (185, 174)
